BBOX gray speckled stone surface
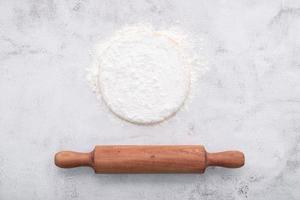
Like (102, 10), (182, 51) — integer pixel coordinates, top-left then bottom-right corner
(1, 0), (300, 199)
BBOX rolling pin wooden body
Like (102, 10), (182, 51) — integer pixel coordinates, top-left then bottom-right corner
(55, 145), (244, 173)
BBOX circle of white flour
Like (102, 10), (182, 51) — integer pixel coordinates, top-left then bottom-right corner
(91, 26), (194, 124)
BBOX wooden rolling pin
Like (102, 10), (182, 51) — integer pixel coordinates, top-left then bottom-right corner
(55, 145), (244, 173)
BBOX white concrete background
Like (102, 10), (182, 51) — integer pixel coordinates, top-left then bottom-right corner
(1, 0), (300, 199)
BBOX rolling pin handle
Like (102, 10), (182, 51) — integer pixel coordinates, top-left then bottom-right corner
(55, 151), (93, 168)
(206, 151), (245, 168)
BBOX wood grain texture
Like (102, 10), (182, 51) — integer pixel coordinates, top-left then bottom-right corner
(55, 145), (245, 173)
(93, 145), (206, 173)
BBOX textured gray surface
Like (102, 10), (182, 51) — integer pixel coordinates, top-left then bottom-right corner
(1, 0), (300, 199)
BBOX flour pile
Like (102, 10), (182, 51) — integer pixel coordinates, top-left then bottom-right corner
(88, 25), (205, 124)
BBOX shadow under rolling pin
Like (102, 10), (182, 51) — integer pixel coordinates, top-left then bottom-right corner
(55, 145), (245, 173)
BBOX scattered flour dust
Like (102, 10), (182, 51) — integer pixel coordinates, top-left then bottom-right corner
(88, 25), (206, 125)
